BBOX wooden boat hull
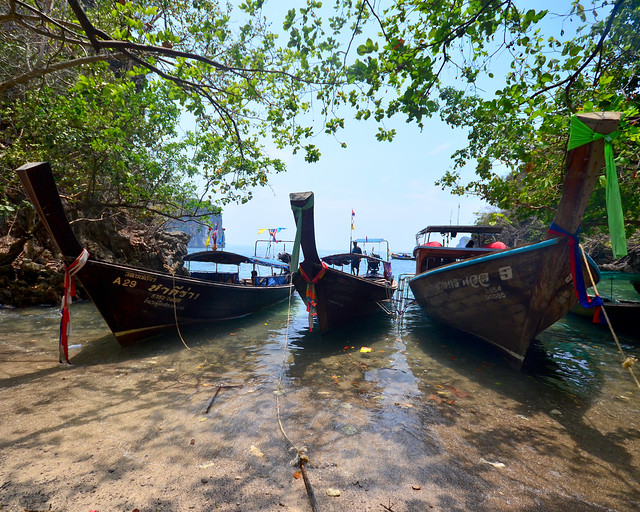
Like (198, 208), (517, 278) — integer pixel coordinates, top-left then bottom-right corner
(409, 238), (579, 362)
(290, 191), (397, 335)
(74, 259), (291, 345)
(16, 162), (291, 347)
(292, 263), (395, 334)
(571, 298), (639, 336)
(408, 112), (621, 365)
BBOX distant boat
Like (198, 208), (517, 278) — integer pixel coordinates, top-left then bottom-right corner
(289, 191), (397, 334)
(570, 272), (640, 337)
(391, 252), (415, 261)
(16, 162), (292, 361)
(408, 112), (620, 366)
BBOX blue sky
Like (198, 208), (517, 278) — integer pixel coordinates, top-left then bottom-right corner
(185, 1), (584, 254)
(218, 114), (490, 253)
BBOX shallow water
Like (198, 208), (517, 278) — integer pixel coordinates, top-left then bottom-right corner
(1, 258), (639, 511)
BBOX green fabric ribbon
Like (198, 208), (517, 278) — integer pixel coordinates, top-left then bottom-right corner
(290, 195), (314, 272)
(567, 115), (626, 258)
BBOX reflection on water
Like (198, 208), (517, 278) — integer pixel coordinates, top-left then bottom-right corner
(3, 255), (639, 510)
(2, 279), (637, 410)
(2, 280), (639, 510)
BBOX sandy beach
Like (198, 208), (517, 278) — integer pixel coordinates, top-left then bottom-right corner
(1, 302), (639, 512)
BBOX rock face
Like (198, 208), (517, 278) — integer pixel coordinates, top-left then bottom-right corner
(0, 218), (190, 308)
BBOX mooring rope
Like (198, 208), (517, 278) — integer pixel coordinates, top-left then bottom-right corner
(276, 280), (320, 512)
(164, 262), (192, 351)
(579, 245), (640, 390)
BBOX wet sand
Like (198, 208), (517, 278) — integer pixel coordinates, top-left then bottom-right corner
(1, 303), (639, 512)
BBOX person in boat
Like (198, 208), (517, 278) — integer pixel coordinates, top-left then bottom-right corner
(351, 241), (362, 275)
(368, 251), (380, 275)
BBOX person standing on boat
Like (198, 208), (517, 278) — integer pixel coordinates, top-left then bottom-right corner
(351, 241), (362, 275)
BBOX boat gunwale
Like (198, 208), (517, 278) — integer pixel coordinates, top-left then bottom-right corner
(409, 238), (561, 283)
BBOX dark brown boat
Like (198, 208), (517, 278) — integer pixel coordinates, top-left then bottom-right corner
(409, 112), (620, 366)
(289, 191), (397, 334)
(570, 272), (640, 338)
(16, 162), (292, 360)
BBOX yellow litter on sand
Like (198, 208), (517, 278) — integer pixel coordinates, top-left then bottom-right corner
(360, 347), (372, 353)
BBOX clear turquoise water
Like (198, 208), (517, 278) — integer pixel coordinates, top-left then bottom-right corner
(1, 252), (639, 510)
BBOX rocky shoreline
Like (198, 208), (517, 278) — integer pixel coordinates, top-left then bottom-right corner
(1, 222), (190, 308)
(1, 225), (639, 309)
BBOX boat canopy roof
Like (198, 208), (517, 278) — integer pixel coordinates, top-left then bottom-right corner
(415, 225), (503, 237)
(354, 237), (387, 244)
(322, 253), (385, 266)
(184, 250), (290, 270)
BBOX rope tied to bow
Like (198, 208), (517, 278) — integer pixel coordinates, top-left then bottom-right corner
(59, 249), (89, 363)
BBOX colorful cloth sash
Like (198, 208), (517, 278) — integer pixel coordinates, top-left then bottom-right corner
(290, 197), (314, 272)
(298, 262), (328, 332)
(60, 249), (89, 363)
(568, 115), (626, 258)
(548, 223), (603, 322)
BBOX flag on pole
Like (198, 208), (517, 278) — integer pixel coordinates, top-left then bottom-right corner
(258, 227), (286, 243)
(212, 222), (219, 250)
(351, 209), (355, 230)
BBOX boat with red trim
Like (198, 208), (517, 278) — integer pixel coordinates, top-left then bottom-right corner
(408, 112), (620, 366)
(289, 191), (397, 334)
(16, 162), (292, 361)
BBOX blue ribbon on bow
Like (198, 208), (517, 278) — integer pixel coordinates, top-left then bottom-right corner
(548, 222), (603, 310)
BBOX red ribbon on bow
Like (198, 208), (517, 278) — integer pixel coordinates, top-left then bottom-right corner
(298, 263), (328, 332)
(59, 249), (89, 363)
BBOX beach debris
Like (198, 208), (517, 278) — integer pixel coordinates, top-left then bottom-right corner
(341, 424), (358, 436)
(360, 347), (372, 353)
(326, 488), (341, 497)
(445, 384), (472, 398)
(515, 414), (530, 421)
(190, 439), (195, 445)
(550, 409), (563, 416)
(204, 384), (244, 413)
(411, 484), (422, 490)
(293, 471), (301, 479)
(480, 457), (505, 468)
(249, 445), (264, 458)
(622, 356), (637, 369)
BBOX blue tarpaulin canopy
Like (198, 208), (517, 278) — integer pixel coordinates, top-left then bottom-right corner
(354, 237), (386, 243)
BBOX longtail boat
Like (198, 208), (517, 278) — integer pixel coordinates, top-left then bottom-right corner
(391, 252), (416, 261)
(16, 162), (292, 361)
(289, 191), (397, 334)
(409, 112), (621, 366)
(570, 272), (640, 337)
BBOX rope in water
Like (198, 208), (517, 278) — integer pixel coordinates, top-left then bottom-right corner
(580, 245), (640, 390)
(164, 257), (318, 507)
(276, 280), (319, 512)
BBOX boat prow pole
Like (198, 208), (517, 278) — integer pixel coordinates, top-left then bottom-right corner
(16, 162), (84, 263)
(290, 191), (321, 265)
(549, 111), (621, 236)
